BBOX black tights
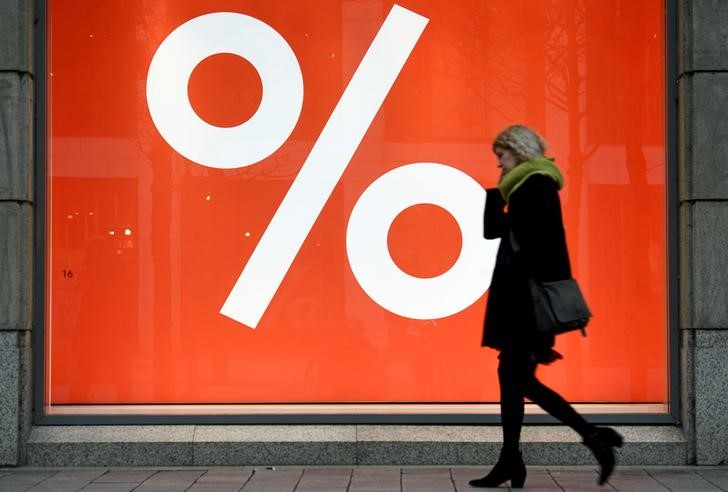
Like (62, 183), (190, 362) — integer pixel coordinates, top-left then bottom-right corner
(498, 350), (594, 452)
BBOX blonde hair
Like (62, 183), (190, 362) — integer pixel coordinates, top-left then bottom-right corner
(492, 125), (548, 163)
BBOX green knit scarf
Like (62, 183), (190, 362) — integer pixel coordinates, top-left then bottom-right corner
(497, 156), (564, 202)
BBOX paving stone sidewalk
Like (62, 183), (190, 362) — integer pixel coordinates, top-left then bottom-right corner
(0, 466), (727, 491)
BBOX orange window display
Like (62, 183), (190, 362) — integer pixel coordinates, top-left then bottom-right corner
(46, 0), (668, 406)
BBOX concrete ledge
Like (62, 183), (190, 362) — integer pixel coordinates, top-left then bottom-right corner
(194, 425), (357, 466)
(27, 426), (195, 467)
(357, 426), (686, 466)
(26, 425), (687, 467)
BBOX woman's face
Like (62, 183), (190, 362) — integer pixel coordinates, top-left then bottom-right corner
(494, 146), (519, 175)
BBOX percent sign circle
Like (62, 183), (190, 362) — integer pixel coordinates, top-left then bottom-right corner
(347, 163), (497, 320)
(146, 12), (303, 169)
(146, 5), (498, 328)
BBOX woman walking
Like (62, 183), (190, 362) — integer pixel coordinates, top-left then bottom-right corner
(469, 125), (623, 488)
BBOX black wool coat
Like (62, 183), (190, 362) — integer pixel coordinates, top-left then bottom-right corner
(481, 173), (571, 352)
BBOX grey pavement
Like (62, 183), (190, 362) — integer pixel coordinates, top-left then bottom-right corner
(1, 466), (727, 491)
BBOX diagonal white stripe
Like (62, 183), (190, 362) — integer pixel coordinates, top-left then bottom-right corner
(221, 5), (429, 328)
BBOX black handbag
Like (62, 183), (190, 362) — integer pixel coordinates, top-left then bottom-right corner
(528, 278), (591, 336)
(509, 231), (592, 336)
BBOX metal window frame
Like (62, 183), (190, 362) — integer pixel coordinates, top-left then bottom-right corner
(32, 0), (680, 426)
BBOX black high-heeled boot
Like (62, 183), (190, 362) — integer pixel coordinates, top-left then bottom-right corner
(583, 427), (624, 485)
(469, 448), (527, 488)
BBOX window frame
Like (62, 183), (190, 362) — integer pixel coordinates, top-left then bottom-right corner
(32, 0), (680, 426)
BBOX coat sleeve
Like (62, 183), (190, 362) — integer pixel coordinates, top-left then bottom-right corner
(508, 175), (571, 282)
(483, 188), (507, 239)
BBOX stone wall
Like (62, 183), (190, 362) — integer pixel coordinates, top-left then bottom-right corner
(679, 0), (728, 466)
(0, 0), (34, 467)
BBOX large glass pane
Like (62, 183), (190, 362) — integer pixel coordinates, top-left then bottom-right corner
(46, 0), (667, 407)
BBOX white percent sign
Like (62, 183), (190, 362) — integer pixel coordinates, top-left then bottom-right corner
(147, 5), (499, 328)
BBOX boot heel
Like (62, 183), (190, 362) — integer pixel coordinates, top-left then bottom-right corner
(469, 449), (526, 488)
(511, 457), (527, 488)
(511, 475), (526, 488)
(583, 427), (623, 485)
